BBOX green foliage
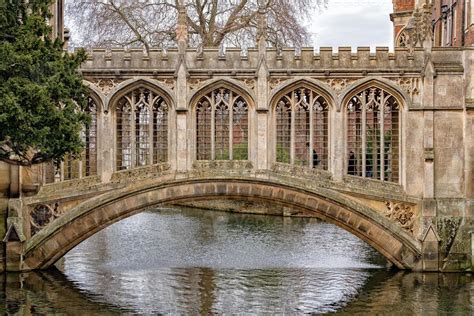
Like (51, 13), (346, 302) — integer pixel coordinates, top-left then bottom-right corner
(276, 144), (290, 163)
(232, 142), (248, 160)
(0, 0), (89, 165)
(214, 141), (249, 160)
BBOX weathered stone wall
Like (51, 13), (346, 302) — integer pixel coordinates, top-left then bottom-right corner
(0, 161), (10, 272)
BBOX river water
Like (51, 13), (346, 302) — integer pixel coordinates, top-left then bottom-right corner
(1, 207), (473, 315)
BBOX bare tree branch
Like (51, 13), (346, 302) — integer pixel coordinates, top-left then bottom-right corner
(65, 0), (327, 50)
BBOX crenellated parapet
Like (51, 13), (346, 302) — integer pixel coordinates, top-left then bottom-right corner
(80, 46), (438, 74)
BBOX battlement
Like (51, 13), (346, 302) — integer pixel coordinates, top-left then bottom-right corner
(79, 46), (444, 73)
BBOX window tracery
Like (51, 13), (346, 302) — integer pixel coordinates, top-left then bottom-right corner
(397, 30), (409, 47)
(116, 87), (168, 170)
(196, 88), (249, 161)
(346, 87), (400, 183)
(275, 87), (329, 169)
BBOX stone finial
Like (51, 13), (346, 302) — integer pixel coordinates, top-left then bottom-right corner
(256, 2), (267, 51)
(404, 1), (433, 51)
(176, 0), (188, 46)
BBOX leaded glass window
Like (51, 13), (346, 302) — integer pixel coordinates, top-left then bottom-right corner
(196, 88), (249, 161)
(275, 87), (329, 169)
(346, 87), (400, 183)
(116, 87), (168, 170)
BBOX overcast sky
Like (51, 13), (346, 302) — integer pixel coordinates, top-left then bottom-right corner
(309, 0), (393, 50)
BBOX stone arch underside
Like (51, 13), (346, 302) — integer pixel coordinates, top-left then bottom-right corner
(22, 179), (422, 271)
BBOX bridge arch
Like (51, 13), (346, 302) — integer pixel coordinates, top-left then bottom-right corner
(22, 178), (422, 271)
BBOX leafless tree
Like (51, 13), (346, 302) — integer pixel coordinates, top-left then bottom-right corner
(65, 0), (327, 50)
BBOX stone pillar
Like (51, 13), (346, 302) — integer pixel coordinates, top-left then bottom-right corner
(99, 108), (115, 182)
(175, 1), (189, 172)
(256, 4), (269, 170)
(332, 110), (344, 181)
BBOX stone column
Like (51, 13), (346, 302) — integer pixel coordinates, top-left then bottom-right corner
(175, 1), (189, 172)
(98, 106), (115, 182)
(256, 4), (269, 171)
(332, 109), (344, 181)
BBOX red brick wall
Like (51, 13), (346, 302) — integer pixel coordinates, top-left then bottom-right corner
(393, 0), (415, 12)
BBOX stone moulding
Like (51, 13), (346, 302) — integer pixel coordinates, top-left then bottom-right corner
(110, 163), (171, 183)
(343, 175), (405, 196)
(271, 162), (332, 181)
(192, 160), (253, 170)
(39, 176), (102, 195)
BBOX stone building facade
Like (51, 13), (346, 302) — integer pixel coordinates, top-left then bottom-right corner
(0, 0), (473, 272)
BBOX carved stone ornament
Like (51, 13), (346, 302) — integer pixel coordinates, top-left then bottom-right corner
(385, 201), (415, 233)
(237, 78), (256, 91)
(403, 2), (433, 51)
(389, 77), (420, 98)
(269, 78), (288, 91)
(157, 78), (175, 90)
(325, 78), (357, 94)
(93, 79), (124, 96)
(30, 203), (61, 236)
(176, 4), (188, 42)
(189, 78), (204, 91)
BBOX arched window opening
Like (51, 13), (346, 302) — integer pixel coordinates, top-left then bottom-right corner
(346, 87), (400, 183)
(276, 100), (291, 164)
(196, 88), (249, 161)
(232, 97), (249, 160)
(196, 100), (212, 160)
(215, 91), (230, 160)
(116, 87), (169, 171)
(275, 87), (329, 169)
(153, 97), (168, 164)
(116, 98), (133, 170)
(397, 30), (409, 48)
(136, 93), (151, 167)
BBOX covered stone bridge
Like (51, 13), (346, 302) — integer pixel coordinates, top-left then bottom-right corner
(1, 2), (472, 272)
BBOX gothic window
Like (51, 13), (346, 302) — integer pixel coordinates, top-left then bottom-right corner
(116, 87), (169, 170)
(116, 98), (133, 170)
(346, 87), (400, 183)
(196, 100), (212, 160)
(275, 87), (329, 169)
(136, 95), (151, 166)
(196, 88), (249, 161)
(153, 98), (168, 164)
(397, 30), (409, 47)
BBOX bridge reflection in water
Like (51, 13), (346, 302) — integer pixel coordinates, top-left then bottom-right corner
(2, 208), (472, 315)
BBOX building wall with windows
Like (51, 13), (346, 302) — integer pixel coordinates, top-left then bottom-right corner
(392, 0), (474, 47)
